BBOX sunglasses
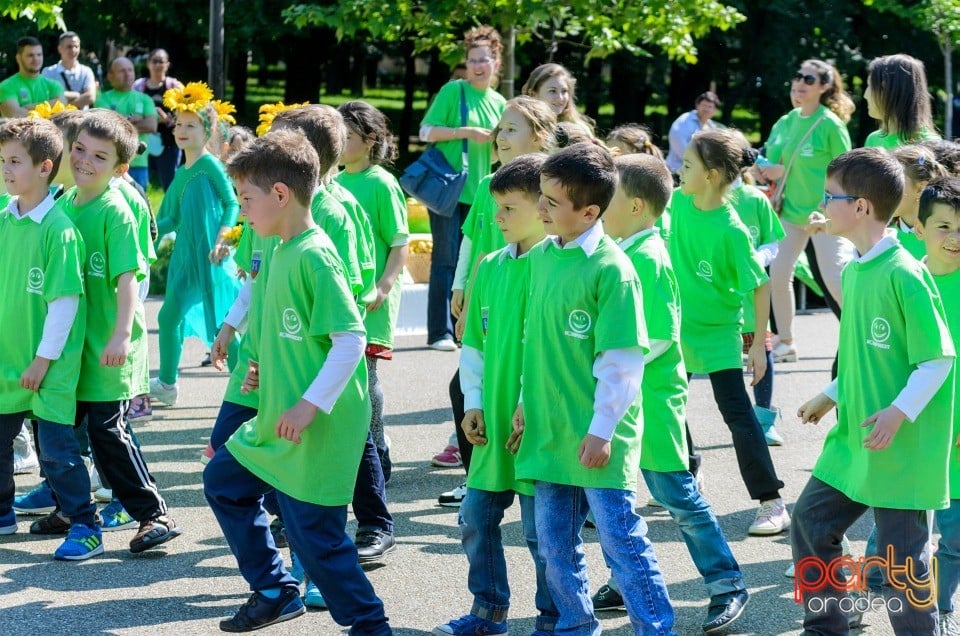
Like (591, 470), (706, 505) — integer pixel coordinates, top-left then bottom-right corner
(793, 72), (819, 86)
(150, 58), (168, 64)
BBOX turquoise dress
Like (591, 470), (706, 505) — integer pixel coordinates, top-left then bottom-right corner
(156, 153), (240, 346)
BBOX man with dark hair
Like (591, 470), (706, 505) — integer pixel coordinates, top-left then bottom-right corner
(0, 36), (65, 117)
(42, 32), (96, 108)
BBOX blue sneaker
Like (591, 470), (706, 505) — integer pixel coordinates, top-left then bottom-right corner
(54, 523), (104, 561)
(303, 580), (326, 609)
(289, 549), (304, 584)
(13, 482), (56, 515)
(434, 615), (508, 635)
(0, 509), (16, 535)
(101, 499), (137, 532)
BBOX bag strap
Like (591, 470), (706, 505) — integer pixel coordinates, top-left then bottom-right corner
(60, 71), (73, 93)
(773, 111), (827, 202)
(459, 82), (468, 172)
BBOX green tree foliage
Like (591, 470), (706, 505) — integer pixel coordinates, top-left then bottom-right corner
(2, 1), (66, 30)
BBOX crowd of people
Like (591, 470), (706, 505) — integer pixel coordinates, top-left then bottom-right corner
(0, 24), (959, 636)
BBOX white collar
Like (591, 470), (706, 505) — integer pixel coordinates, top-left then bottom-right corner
(897, 218), (914, 234)
(6, 193), (56, 223)
(856, 232), (898, 263)
(546, 222), (604, 257)
(617, 227), (658, 251)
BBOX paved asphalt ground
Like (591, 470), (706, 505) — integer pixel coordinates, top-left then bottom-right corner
(0, 299), (907, 635)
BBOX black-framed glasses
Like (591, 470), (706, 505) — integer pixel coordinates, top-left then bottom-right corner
(793, 72), (818, 86)
(821, 192), (859, 206)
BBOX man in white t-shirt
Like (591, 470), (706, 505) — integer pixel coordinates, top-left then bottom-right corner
(41, 31), (96, 108)
(665, 91), (722, 176)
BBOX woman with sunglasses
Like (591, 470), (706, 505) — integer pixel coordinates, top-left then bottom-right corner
(757, 59), (854, 364)
(133, 49), (183, 191)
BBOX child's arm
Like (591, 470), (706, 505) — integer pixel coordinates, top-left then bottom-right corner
(451, 236), (474, 318)
(20, 295), (81, 391)
(862, 357), (953, 450)
(369, 240), (409, 312)
(101, 271), (138, 367)
(581, 347), (645, 468)
(747, 281), (770, 385)
(274, 330), (366, 444)
(211, 277), (253, 371)
(459, 345), (487, 446)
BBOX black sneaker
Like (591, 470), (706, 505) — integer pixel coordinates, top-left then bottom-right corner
(30, 510), (103, 535)
(269, 517), (287, 549)
(220, 587), (305, 632)
(703, 589), (749, 634)
(355, 529), (396, 563)
(438, 483), (467, 507)
(592, 584), (625, 612)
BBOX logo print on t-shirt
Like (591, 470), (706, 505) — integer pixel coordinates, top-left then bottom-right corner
(89, 252), (106, 278)
(696, 260), (713, 282)
(250, 251), (262, 280)
(565, 309), (592, 340)
(867, 317), (891, 350)
(280, 307), (303, 341)
(27, 267), (44, 294)
(748, 226), (760, 240)
(800, 143), (814, 158)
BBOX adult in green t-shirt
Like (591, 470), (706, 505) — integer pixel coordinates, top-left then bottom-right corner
(418, 25), (506, 351)
(757, 59), (854, 365)
(0, 36), (65, 118)
(94, 57), (157, 190)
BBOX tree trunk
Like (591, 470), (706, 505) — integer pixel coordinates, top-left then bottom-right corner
(399, 40), (417, 166)
(284, 29), (325, 103)
(500, 25), (516, 99)
(945, 41), (954, 139)
(228, 46), (248, 118)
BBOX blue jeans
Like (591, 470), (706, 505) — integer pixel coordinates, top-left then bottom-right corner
(210, 401), (258, 451)
(204, 448), (391, 635)
(937, 501), (960, 612)
(535, 482), (675, 636)
(149, 143), (181, 192)
(459, 488), (558, 630)
(127, 166), (149, 191)
(752, 349), (775, 410)
(353, 431), (393, 534)
(427, 204), (469, 344)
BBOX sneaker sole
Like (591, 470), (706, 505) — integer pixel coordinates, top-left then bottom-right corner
(13, 462), (39, 475)
(594, 603), (626, 612)
(703, 596), (749, 634)
(219, 604), (306, 632)
(94, 492), (113, 504)
(130, 526), (183, 553)
(764, 436), (784, 446)
(437, 500), (463, 508)
(55, 543), (104, 561)
(0, 524), (17, 535)
(102, 521), (138, 532)
(357, 542), (397, 563)
(13, 505), (56, 515)
(748, 519), (791, 536)
(773, 353), (797, 363)
(430, 459), (462, 468)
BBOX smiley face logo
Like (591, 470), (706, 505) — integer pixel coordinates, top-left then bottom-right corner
(27, 267), (44, 291)
(870, 317), (891, 343)
(568, 309), (592, 335)
(89, 252), (106, 275)
(282, 308), (302, 335)
(696, 260), (713, 279)
(748, 225), (760, 240)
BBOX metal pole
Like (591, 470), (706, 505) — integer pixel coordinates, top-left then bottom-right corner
(209, 0), (225, 97)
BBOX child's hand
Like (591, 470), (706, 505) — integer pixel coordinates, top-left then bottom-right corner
(506, 403), (525, 454)
(275, 399), (318, 444)
(806, 212), (828, 235)
(240, 359), (259, 394)
(209, 243), (231, 265)
(797, 393), (836, 425)
(101, 334), (131, 367)
(454, 314), (467, 341)
(211, 325), (236, 371)
(746, 341), (767, 386)
(367, 282), (390, 312)
(461, 409), (487, 446)
(451, 289), (464, 319)
(20, 357), (51, 391)
(862, 405), (907, 451)
(578, 434), (611, 469)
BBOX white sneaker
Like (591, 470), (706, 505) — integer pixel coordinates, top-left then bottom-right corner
(148, 377), (179, 405)
(646, 496), (663, 507)
(771, 341), (798, 363)
(13, 448), (39, 475)
(695, 468), (705, 493)
(94, 488), (113, 503)
(784, 562), (795, 577)
(748, 498), (790, 535)
(430, 338), (458, 352)
(88, 461), (101, 492)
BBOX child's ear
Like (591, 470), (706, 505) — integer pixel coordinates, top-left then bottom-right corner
(582, 203), (601, 224)
(272, 182), (291, 207)
(631, 197), (646, 217)
(114, 162), (129, 177)
(39, 158), (54, 178)
(914, 219), (926, 239)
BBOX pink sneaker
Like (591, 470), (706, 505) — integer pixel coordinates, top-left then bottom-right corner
(127, 396), (153, 423)
(431, 445), (462, 468)
(200, 442), (215, 465)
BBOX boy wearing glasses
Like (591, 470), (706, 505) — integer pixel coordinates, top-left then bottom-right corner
(792, 148), (955, 634)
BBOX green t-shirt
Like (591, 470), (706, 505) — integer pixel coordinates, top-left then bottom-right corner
(311, 187), (363, 301)
(813, 244), (956, 510)
(335, 166), (409, 348)
(729, 182), (785, 333)
(224, 222), (280, 409)
(462, 247), (533, 495)
(515, 235), (649, 490)
(328, 181), (377, 306)
(930, 268), (960, 499)
(420, 79), (506, 204)
(667, 190), (769, 373)
(112, 177), (156, 265)
(59, 186), (149, 401)
(0, 73), (63, 108)
(226, 226), (370, 506)
(0, 198), (86, 425)
(896, 224), (926, 261)
(94, 90), (156, 169)
(765, 106), (851, 225)
(619, 229), (688, 473)
(864, 128), (939, 150)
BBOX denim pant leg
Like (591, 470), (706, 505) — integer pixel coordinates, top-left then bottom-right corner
(751, 349), (775, 410)
(707, 369), (783, 501)
(353, 431), (393, 534)
(459, 488), (513, 621)
(366, 357), (391, 480)
(203, 448), (297, 591)
(874, 507), (937, 633)
(36, 419), (97, 526)
(450, 369), (471, 474)
(587, 488), (676, 636)
(276, 494), (391, 636)
(0, 414), (24, 515)
(210, 402), (258, 450)
(936, 501), (960, 612)
(864, 523), (887, 593)
(792, 477), (869, 635)
(519, 493), (560, 632)
(534, 482), (599, 636)
(641, 469), (745, 599)
(426, 204), (468, 344)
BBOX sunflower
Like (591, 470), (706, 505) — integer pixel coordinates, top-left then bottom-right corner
(212, 100), (237, 126)
(256, 101), (309, 137)
(163, 82), (215, 113)
(221, 223), (244, 246)
(28, 100), (78, 119)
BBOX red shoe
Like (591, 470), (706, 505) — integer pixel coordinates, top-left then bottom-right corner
(200, 442), (215, 465)
(431, 445), (462, 468)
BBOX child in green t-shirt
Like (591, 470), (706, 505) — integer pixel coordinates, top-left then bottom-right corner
(915, 176), (960, 630)
(434, 154), (557, 636)
(669, 129), (788, 536)
(794, 148), (954, 634)
(889, 144), (949, 261)
(0, 118), (97, 560)
(588, 153), (749, 633)
(206, 129), (390, 634)
(512, 143), (675, 634)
